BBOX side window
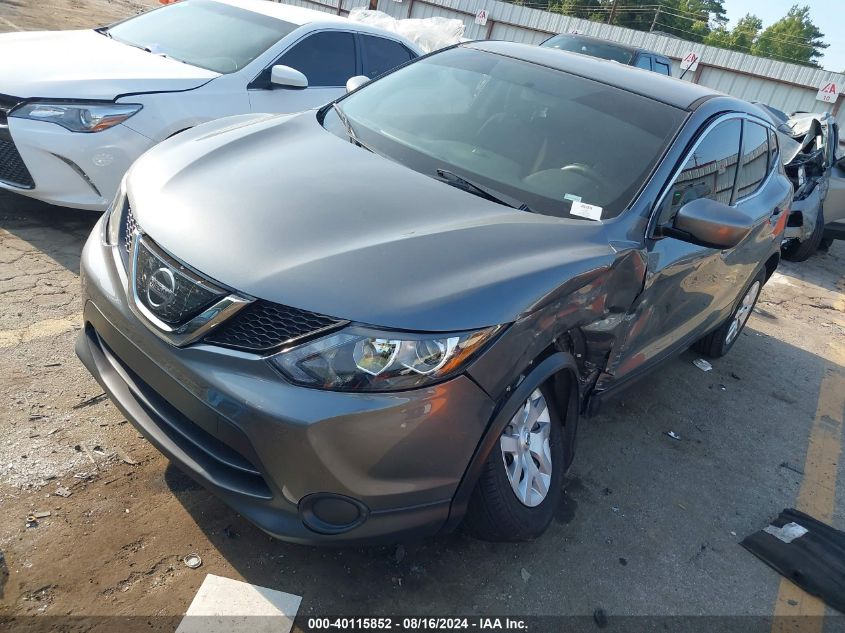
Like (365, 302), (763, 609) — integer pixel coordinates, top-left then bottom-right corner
(654, 61), (671, 76)
(361, 35), (414, 79)
(657, 119), (742, 225)
(735, 120), (769, 199)
(767, 128), (779, 169)
(635, 55), (652, 71)
(276, 31), (356, 87)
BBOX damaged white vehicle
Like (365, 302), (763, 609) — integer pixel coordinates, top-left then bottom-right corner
(778, 112), (844, 260)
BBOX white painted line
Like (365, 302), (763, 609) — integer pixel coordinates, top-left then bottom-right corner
(0, 16), (22, 31)
(176, 574), (302, 633)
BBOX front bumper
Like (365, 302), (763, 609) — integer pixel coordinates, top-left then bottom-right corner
(1, 118), (153, 211)
(76, 218), (496, 544)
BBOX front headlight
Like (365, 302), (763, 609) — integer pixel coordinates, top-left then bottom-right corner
(271, 325), (502, 392)
(11, 102), (142, 133)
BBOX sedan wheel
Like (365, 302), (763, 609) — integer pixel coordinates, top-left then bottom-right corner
(500, 389), (552, 507)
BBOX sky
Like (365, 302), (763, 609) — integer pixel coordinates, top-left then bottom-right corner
(724, 0), (844, 72)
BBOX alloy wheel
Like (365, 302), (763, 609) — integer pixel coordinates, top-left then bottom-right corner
(500, 388), (553, 507)
(725, 281), (761, 346)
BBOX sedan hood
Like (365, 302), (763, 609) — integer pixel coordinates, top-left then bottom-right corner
(0, 30), (218, 100)
(128, 112), (618, 332)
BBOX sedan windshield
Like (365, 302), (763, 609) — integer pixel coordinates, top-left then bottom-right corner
(542, 35), (634, 64)
(104, 0), (297, 73)
(328, 47), (686, 219)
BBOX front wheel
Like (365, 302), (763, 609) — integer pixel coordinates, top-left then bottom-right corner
(693, 270), (764, 358)
(464, 382), (565, 541)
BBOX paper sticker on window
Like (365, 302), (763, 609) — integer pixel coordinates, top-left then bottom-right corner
(564, 193), (582, 202)
(570, 201), (602, 221)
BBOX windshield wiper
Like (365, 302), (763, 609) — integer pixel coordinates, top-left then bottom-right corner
(332, 103), (371, 152)
(435, 169), (533, 212)
(95, 27), (112, 38)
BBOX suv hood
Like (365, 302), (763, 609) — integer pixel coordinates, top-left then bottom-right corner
(0, 30), (218, 100)
(128, 112), (620, 332)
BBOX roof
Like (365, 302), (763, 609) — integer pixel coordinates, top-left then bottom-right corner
(466, 40), (722, 111)
(210, 0), (348, 26)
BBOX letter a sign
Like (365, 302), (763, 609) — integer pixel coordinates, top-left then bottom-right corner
(816, 81), (839, 104)
(680, 51), (701, 72)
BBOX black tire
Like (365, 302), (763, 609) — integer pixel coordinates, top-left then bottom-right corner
(819, 237), (834, 252)
(693, 270), (765, 358)
(464, 381), (566, 541)
(782, 205), (824, 262)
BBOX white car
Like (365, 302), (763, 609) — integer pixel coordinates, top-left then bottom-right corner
(0, 0), (421, 211)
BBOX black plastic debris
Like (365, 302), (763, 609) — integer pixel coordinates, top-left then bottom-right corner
(741, 508), (845, 613)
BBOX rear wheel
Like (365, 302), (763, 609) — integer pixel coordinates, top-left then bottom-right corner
(819, 237), (834, 252)
(782, 205), (824, 262)
(693, 270), (764, 358)
(465, 382), (565, 541)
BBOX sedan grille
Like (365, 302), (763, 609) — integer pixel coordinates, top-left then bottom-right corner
(204, 300), (345, 353)
(0, 135), (34, 189)
(133, 238), (227, 326)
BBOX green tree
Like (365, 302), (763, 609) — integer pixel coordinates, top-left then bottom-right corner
(750, 5), (827, 66)
(703, 13), (762, 52)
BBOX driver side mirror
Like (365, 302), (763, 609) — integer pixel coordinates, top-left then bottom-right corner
(270, 65), (308, 89)
(669, 197), (754, 249)
(346, 75), (370, 93)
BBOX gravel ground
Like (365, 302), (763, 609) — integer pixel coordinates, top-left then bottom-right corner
(0, 1), (844, 629)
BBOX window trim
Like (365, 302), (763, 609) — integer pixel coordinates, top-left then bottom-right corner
(247, 28), (361, 90)
(648, 112), (776, 238)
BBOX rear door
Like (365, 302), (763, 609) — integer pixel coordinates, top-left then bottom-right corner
(358, 34), (417, 80)
(248, 30), (359, 113)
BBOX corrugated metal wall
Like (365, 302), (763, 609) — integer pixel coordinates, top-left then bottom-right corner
(274, 0), (844, 127)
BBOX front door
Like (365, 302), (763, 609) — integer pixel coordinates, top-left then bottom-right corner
(248, 30), (357, 114)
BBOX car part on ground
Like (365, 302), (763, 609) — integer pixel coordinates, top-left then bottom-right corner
(0, 0), (421, 210)
(778, 111), (844, 261)
(77, 41), (789, 544)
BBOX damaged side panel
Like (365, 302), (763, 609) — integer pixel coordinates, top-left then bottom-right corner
(466, 243), (647, 404)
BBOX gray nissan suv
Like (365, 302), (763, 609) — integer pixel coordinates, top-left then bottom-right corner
(77, 41), (792, 544)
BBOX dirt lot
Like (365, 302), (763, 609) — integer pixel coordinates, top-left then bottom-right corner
(1, 1), (845, 631)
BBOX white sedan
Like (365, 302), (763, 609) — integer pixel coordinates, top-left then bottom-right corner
(0, 0), (421, 211)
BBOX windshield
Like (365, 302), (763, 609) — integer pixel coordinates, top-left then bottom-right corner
(327, 47), (685, 219)
(542, 35), (634, 64)
(105, 0), (297, 73)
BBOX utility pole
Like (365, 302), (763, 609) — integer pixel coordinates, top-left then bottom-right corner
(650, 5), (661, 32)
(607, 0), (619, 24)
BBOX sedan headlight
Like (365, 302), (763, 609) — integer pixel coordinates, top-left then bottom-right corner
(11, 102), (142, 133)
(271, 325), (502, 392)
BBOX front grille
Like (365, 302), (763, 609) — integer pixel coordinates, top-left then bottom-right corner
(124, 204), (137, 255)
(0, 135), (34, 189)
(134, 238), (227, 325)
(205, 300), (345, 353)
